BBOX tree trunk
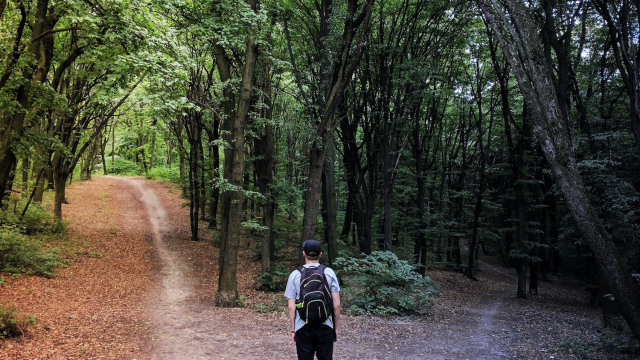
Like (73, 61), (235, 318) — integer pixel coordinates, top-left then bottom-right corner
(301, 142), (328, 242)
(412, 114), (428, 275)
(340, 192), (354, 241)
(259, 61), (276, 271)
(53, 174), (66, 219)
(149, 119), (158, 169)
(101, 131), (108, 175)
(0, 0), (53, 206)
(199, 133), (206, 221)
(477, 0), (640, 339)
(216, 0), (259, 307)
(293, 0), (374, 253)
(322, 134), (338, 265)
(111, 123), (116, 166)
(178, 122), (186, 197)
(21, 157), (29, 193)
(208, 118), (220, 229)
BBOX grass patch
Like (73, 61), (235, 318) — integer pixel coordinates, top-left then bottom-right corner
(0, 302), (36, 339)
(0, 231), (65, 277)
(560, 321), (640, 360)
(107, 225), (119, 234)
(103, 156), (141, 176)
(254, 294), (287, 313)
(146, 165), (182, 183)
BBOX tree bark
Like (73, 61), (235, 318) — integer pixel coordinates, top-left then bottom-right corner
(477, 0), (640, 340)
(258, 61), (275, 272)
(101, 131), (108, 175)
(294, 0), (375, 251)
(216, 0), (260, 307)
(322, 134), (338, 265)
(53, 174), (66, 219)
(0, 0), (53, 205)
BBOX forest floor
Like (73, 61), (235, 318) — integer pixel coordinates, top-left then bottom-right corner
(0, 176), (628, 359)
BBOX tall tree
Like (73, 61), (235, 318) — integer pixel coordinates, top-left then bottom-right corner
(215, 0), (260, 307)
(285, 0), (375, 250)
(476, 0), (640, 340)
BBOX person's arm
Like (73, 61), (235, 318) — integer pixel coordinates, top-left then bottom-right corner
(332, 292), (340, 339)
(288, 298), (297, 343)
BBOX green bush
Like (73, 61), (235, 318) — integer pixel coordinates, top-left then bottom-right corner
(272, 180), (302, 220)
(0, 231), (64, 277)
(0, 303), (36, 339)
(0, 202), (61, 235)
(255, 262), (291, 292)
(334, 251), (439, 316)
(254, 294), (287, 313)
(105, 156), (141, 176)
(146, 165), (182, 183)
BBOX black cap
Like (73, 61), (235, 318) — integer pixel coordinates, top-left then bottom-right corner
(303, 240), (322, 257)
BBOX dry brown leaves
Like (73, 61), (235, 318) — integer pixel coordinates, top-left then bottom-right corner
(0, 176), (623, 360)
(0, 177), (155, 359)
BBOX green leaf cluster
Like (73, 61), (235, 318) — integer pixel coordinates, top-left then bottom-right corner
(334, 251), (439, 316)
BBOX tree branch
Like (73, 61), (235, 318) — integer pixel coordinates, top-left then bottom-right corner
(30, 26), (78, 42)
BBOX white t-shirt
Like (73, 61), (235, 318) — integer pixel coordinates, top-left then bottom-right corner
(284, 263), (340, 332)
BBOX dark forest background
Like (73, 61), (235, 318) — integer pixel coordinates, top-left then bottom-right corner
(1, 0), (640, 342)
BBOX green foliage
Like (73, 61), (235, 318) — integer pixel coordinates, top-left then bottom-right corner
(560, 325), (640, 360)
(20, 204), (56, 235)
(334, 251), (439, 316)
(254, 294), (287, 314)
(560, 336), (594, 359)
(0, 202), (63, 236)
(235, 295), (250, 307)
(242, 219), (269, 232)
(0, 303), (37, 339)
(0, 231), (64, 277)
(255, 262), (290, 292)
(272, 180), (302, 220)
(107, 156), (142, 176)
(146, 165), (182, 183)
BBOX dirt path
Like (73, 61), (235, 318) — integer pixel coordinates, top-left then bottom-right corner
(1, 176), (603, 359)
(115, 176), (515, 359)
(115, 177), (521, 359)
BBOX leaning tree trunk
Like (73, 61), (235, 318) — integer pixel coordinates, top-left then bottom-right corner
(476, 0), (640, 341)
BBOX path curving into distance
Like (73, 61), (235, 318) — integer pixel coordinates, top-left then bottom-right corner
(110, 177), (220, 359)
(108, 176), (515, 359)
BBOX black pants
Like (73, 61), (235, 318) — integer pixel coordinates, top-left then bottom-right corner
(294, 324), (334, 360)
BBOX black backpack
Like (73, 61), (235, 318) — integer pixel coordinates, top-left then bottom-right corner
(296, 264), (333, 324)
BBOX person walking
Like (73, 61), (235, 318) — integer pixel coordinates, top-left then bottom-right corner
(284, 239), (341, 360)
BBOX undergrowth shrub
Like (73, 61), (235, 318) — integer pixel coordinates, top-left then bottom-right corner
(255, 261), (290, 292)
(0, 302), (36, 338)
(561, 328), (640, 359)
(0, 202), (63, 236)
(250, 234), (287, 261)
(146, 166), (182, 183)
(254, 294), (287, 313)
(334, 251), (439, 316)
(272, 180), (302, 220)
(104, 156), (140, 175)
(0, 231), (64, 277)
